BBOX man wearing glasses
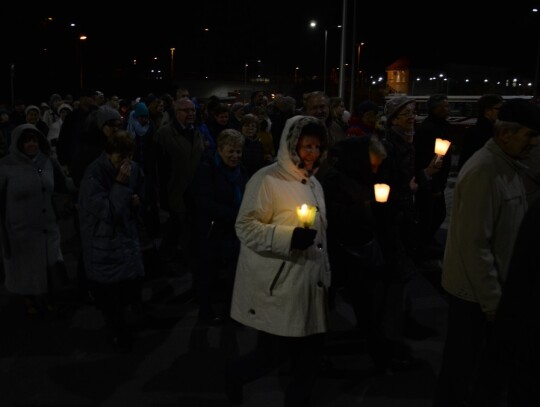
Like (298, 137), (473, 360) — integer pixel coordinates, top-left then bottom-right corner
(154, 98), (204, 273)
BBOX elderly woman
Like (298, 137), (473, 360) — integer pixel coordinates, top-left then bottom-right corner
(192, 128), (248, 325)
(78, 130), (145, 353)
(0, 124), (65, 317)
(226, 115), (330, 406)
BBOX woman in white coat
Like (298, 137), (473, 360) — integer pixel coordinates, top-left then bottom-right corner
(227, 115), (331, 406)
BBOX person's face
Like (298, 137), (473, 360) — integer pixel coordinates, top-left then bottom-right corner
(433, 99), (450, 119)
(137, 115), (149, 125)
(26, 110), (40, 124)
(297, 134), (322, 171)
(59, 109), (70, 121)
(392, 102), (416, 135)
(108, 153), (133, 169)
(241, 122), (257, 139)
(361, 110), (378, 129)
(175, 101), (196, 125)
(234, 108), (245, 120)
(22, 135), (39, 157)
(500, 126), (540, 159)
(334, 102), (345, 117)
(215, 112), (230, 126)
(305, 96), (329, 121)
(218, 143), (242, 168)
(485, 103), (502, 122)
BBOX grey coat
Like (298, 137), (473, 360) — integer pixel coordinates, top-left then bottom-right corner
(0, 124), (63, 295)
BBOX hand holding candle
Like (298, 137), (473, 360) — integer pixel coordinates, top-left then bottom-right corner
(374, 183), (390, 203)
(296, 204), (317, 228)
(434, 138), (451, 164)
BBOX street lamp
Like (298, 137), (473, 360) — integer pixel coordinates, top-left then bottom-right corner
(244, 63), (248, 90)
(310, 20), (328, 93)
(79, 34), (87, 89)
(533, 8), (540, 97)
(170, 47), (175, 81)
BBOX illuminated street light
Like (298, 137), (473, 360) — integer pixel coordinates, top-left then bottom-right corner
(79, 34), (87, 89)
(170, 47), (175, 81)
(310, 20), (328, 93)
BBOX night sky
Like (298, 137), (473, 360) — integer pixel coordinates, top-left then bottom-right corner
(2, 1), (540, 103)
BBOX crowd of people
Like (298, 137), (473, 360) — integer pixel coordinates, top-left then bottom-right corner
(0, 87), (539, 406)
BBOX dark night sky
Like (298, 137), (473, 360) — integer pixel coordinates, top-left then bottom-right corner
(2, 1), (540, 102)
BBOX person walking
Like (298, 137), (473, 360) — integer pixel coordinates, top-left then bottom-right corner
(226, 116), (330, 406)
(77, 130), (146, 353)
(433, 99), (540, 407)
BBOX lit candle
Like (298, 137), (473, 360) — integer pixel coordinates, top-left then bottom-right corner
(374, 183), (390, 203)
(296, 204), (317, 228)
(434, 138), (452, 164)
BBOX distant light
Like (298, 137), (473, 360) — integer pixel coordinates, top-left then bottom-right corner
(533, 8), (538, 12)
(309, 21), (317, 28)
(70, 23), (76, 27)
(79, 35), (87, 41)
(204, 28), (210, 32)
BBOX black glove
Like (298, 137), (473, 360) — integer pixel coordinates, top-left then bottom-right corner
(290, 227), (317, 250)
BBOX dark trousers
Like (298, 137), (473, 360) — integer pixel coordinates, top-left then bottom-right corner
(195, 238), (239, 319)
(433, 296), (492, 407)
(228, 331), (325, 407)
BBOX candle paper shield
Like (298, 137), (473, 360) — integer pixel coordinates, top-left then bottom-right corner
(374, 183), (390, 203)
(434, 138), (451, 156)
(296, 204), (317, 228)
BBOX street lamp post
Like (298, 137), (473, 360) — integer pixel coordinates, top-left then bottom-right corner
(533, 8), (540, 97)
(79, 35), (87, 89)
(310, 21), (328, 93)
(170, 47), (175, 81)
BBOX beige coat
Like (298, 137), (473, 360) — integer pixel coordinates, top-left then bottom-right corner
(230, 116), (331, 337)
(442, 139), (528, 313)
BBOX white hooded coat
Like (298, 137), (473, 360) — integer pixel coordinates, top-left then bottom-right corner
(230, 115), (331, 337)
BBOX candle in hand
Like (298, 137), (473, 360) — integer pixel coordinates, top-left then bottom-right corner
(374, 183), (391, 203)
(296, 204), (317, 228)
(434, 138), (451, 164)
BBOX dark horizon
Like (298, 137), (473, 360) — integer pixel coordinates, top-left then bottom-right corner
(3, 1), (540, 103)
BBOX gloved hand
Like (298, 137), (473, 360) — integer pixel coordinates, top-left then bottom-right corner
(290, 227), (317, 250)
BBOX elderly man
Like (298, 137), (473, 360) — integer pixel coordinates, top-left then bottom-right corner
(154, 97), (205, 273)
(434, 99), (540, 407)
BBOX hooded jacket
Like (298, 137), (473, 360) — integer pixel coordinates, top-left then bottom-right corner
(0, 124), (63, 295)
(230, 115), (331, 337)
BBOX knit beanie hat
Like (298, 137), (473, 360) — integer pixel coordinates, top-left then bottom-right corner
(96, 105), (121, 129)
(133, 102), (149, 118)
(384, 96), (415, 121)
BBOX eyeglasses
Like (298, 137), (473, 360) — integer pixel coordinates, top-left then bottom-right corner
(177, 108), (196, 113)
(398, 110), (417, 117)
(299, 146), (321, 154)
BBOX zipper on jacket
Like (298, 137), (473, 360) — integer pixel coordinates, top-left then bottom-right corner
(269, 261), (286, 296)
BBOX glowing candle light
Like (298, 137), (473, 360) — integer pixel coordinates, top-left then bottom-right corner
(374, 183), (390, 203)
(296, 204), (317, 228)
(434, 138), (451, 164)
